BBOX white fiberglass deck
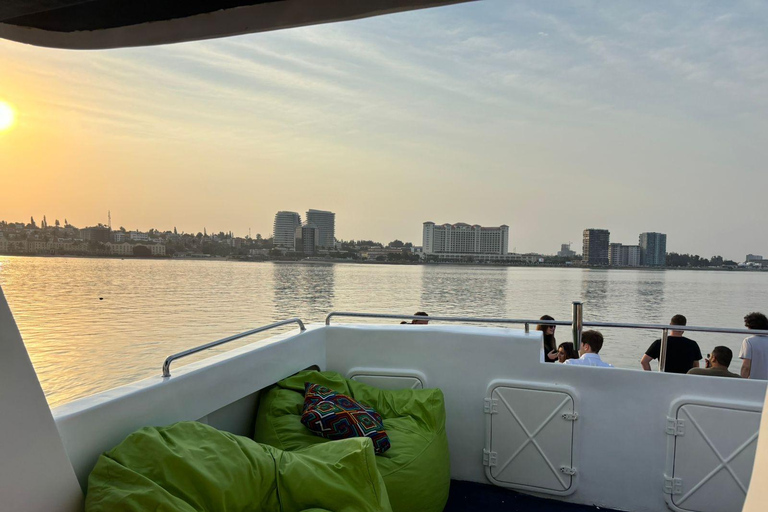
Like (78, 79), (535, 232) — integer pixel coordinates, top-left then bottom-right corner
(40, 322), (765, 512)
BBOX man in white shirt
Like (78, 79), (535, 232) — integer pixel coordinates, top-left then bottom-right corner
(740, 312), (768, 380)
(564, 330), (614, 368)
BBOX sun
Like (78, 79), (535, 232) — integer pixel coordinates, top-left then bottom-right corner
(0, 101), (16, 131)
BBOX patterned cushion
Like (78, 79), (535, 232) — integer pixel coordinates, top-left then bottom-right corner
(301, 383), (391, 454)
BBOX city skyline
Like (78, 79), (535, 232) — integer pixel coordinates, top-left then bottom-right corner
(1, 213), (756, 262)
(2, 2), (767, 259)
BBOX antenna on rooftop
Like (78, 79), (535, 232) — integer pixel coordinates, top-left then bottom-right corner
(108, 210), (111, 229)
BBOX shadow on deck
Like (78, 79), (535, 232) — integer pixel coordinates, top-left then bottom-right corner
(445, 480), (622, 512)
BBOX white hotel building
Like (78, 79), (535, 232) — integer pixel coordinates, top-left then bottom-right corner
(422, 222), (515, 262)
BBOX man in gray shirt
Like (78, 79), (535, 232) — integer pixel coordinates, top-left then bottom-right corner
(688, 346), (740, 378)
(739, 312), (768, 380)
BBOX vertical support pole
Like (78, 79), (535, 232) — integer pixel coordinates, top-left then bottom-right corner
(659, 329), (669, 372)
(572, 301), (583, 352)
(525, 322), (530, 334)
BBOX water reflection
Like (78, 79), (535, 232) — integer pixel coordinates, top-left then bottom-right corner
(272, 263), (336, 322)
(420, 267), (507, 319)
(580, 270), (610, 318)
(634, 271), (666, 323)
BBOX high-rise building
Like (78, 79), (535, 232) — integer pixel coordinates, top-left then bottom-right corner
(639, 232), (667, 267)
(609, 244), (641, 267)
(557, 243), (576, 258)
(273, 211), (301, 250)
(295, 222), (319, 254)
(583, 229), (610, 265)
(422, 222), (509, 255)
(608, 243), (623, 266)
(306, 209), (335, 248)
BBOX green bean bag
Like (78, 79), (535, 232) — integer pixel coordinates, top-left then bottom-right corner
(85, 421), (392, 512)
(254, 371), (450, 512)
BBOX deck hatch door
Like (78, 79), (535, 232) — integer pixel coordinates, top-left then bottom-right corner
(669, 404), (759, 512)
(487, 386), (574, 493)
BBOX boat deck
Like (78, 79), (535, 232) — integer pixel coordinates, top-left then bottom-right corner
(445, 481), (621, 512)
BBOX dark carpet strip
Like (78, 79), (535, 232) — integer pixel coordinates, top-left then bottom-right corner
(445, 480), (623, 512)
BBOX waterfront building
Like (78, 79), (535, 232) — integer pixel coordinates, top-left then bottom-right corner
(80, 226), (111, 243)
(608, 244), (622, 266)
(0, 239), (166, 256)
(583, 229), (610, 265)
(423, 252), (538, 264)
(365, 247), (406, 260)
(422, 222), (509, 255)
(306, 209), (335, 248)
(129, 231), (148, 242)
(639, 232), (667, 267)
(609, 244), (641, 267)
(273, 211), (302, 250)
(557, 243), (576, 258)
(626, 245), (641, 267)
(746, 254), (763, 262)
(107, 242), (166, 256)
(27, 241), (48, 253)
(294, 222), (320, 255)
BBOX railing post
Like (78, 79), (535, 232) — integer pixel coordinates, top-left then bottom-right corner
(572, 301), (583, 352)
(659, 329), (669, 372)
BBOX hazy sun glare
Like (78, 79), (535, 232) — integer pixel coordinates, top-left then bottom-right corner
(0, 101), (15, 131)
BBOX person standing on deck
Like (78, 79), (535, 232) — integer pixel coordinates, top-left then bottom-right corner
(740, 312), (768, 380)
(640, 315), (702, 373)
(537, 315), (558, 362)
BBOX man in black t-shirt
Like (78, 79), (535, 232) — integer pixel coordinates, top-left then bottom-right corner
(640, 314), (702, 374)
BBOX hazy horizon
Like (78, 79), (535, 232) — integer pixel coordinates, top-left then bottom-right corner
(1, 1), (767, 260)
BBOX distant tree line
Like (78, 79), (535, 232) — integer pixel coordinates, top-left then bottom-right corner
(666, 253), (737, 268)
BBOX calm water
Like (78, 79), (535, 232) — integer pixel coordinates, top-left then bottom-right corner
(1, 256), (767, 408)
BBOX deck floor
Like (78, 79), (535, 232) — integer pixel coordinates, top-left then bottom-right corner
(445, 480), (622, 512)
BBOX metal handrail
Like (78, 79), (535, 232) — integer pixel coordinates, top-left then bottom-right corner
(325, 312), (570, 333)
(162, 318), (306, 377)
(581, 321), (768, 336)
(325, 309), (768, 372)
(324, 312), (768, 337)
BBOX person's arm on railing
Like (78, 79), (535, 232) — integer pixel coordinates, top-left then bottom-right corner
(640, 354), (653, 371)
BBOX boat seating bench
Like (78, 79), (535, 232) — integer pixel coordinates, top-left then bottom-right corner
(85, 421), (392, 512)
(254, 370), (450, 512)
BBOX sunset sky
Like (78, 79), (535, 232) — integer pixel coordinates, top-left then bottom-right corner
(1, 0), (767, 259)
